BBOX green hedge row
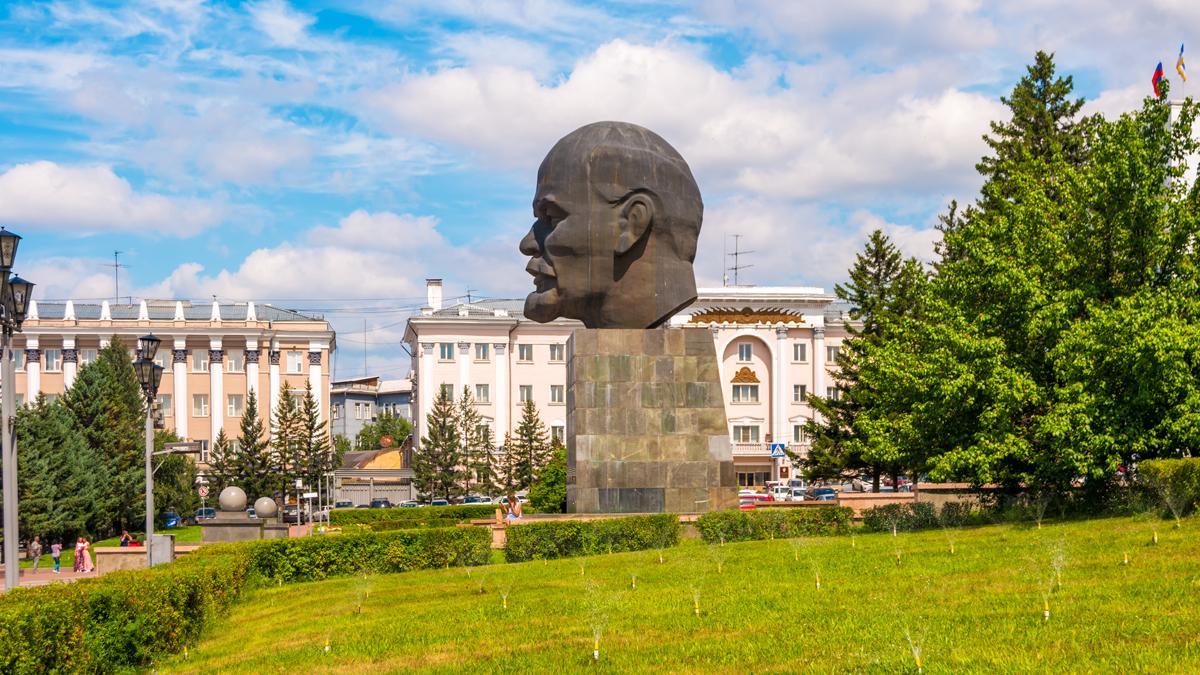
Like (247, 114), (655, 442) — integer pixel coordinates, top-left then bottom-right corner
(1139, 458), (1200, 518)
(330, 504), (497, 526)
(695, 507), (853, 543)
(504, 514), (680, 562)
(0, 526), (490, 673)
(366, 517), (474, 531)
(247, 528), (491, 583)
(860, 502), (986, 533)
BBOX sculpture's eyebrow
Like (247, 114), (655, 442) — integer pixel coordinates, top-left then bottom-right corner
(534, 195), (565, 216)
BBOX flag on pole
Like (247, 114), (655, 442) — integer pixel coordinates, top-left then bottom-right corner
(1177, 43), (1187, 82)
(1153, 61), (1165, 97)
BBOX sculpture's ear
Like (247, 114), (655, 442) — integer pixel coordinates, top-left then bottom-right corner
(615, 192), (656, 256)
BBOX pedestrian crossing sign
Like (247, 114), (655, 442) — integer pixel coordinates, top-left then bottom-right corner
(769, 443), (787, 458)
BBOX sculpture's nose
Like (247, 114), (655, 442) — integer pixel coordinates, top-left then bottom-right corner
(519, 225), (539, 256)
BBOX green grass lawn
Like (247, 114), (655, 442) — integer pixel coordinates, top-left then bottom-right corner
(17, 526), (202, 570)
(164, 516), (1200, 673)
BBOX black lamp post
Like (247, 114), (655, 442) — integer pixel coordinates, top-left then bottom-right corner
(0, 227), (31, 591)
(134, 333), (164, 566)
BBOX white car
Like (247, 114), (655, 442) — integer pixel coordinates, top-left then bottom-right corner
(789, 487), (806, 501)
(769, 484), (791, 501)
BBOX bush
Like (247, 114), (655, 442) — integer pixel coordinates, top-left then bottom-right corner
(528, 446), (567, 513)
(247, 527), (491, 582)
(367, 517), (472, 531)
(330, 504), (497, 526)
(504, 514), (680, 562)
(0, 543), (253, 673)
(1139, 458), (1200, 519)
(861, 502), (945, 533)
(695, 507), (852, 543)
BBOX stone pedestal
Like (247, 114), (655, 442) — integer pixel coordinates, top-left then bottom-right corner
(200, 512), (264, 544)
(567, 328), (737, 514)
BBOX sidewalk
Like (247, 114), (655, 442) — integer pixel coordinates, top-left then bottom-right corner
(0, 565), (97, 591)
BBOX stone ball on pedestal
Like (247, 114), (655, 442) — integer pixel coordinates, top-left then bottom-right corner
(254, 496), (279, 518)
(218, 486), (247, 512)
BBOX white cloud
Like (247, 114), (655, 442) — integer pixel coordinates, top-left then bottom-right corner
(0, 161), (222, 236)
(248, 0), (315, 48)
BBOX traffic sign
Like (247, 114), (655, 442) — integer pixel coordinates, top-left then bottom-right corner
(198, 485), (209, 498)
(302, 491), (318, 499)
(769, 443), (787, 459)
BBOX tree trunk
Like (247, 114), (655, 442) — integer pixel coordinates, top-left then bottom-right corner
(871, 466), (881, 493)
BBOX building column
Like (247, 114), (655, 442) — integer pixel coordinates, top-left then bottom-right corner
(773, 326), (788, 480)
(813, 326), (826, 401)
(173, 338), (188, 439)
(417, 343), (434, 447)
(493, 343), (508, 440)
(24, 337), (40, 399)
(209, 339), (224, 443)
(245, 339), (260, 402)
(268, 342), (281, 432)
(457, 341), (470, 400)
(62, 336), (78, 389)
(308, 340), (324, 422)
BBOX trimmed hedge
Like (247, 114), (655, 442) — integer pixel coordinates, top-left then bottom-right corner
(247, 527), (491, 582)
(330, 504), (497, 526)
(0, 526), (489, 673)
(367, 517), (474, 531)
(1140, 458), (1200, 517)
(504, 514), (680, 562)
(861, 502), (938, 533)
(695, 507), (853, 543)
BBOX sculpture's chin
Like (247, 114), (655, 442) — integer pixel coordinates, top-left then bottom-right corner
(524, 290), (561, 323)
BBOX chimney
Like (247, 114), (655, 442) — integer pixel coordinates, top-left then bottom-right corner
(426, 278), (443, 311)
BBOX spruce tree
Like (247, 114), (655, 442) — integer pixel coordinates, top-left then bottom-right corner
(206, 428), (235, 494)
(496, 432), (518, 495)
(456, 386), (497, 496)
(511, 400), (550, 490)
(153, 430), (200, 522)
(297, 380), (335, 492)
(233, 388), (275, 501)
(413, 388), (463, 501)
(271, 384), (303, 498)
(13, 395), (95, 544)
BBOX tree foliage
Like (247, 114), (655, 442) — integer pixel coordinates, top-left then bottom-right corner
(354, 412), (412, 451)
(11, 395), (96, 545)
(232, 388), (275, 501)
(508, 400), (551, 491)
(413, 388), (463, 501)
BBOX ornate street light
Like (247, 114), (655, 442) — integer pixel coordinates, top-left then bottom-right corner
(0, 228), (21, 270)
(134, 349), (164, 567)
(7, 275), (33, 323)
(138, 333), (162, 364)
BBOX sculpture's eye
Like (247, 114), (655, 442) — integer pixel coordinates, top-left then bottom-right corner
(542, 203), (566, 225)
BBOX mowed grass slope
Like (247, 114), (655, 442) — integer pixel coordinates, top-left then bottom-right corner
(165, 516), (1200, 673)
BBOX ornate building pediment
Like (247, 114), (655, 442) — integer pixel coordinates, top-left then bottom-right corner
(689, 306), (804, 325)
(731, 366), (760, 383)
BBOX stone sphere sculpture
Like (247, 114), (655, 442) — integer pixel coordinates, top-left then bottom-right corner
(218, 486), (247, 512)
(254, 496), (279, 518)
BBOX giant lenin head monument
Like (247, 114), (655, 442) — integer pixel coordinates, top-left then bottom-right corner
(521, 121), (737, 514)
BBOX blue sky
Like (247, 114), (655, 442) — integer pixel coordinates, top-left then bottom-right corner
(0, 0), (1192, 379)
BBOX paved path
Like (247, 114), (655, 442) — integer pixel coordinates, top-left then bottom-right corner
(0, 565), (97, 591)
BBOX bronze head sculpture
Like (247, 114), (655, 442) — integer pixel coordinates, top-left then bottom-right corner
(520, 121), (703, 328)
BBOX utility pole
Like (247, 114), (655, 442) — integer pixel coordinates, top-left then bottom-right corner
(105, 251), (126, 304)
(725, 234), (754, 287)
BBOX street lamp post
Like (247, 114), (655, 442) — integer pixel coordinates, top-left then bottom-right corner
(0, 227), (33, 591)
(134, 334), (163, 567)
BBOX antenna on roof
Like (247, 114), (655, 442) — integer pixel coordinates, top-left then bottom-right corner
(466, 288), (476, 304)
(725, 234), (754, 287)
(104, 251), (127, 303)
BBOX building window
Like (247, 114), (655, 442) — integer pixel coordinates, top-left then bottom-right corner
(352, 402), (362, 420)
(44, 394), (59, 404)
(226, 349), (245, 373)
(732, 425), (759, 443)
(551, 425), (565, 444)
(475, 343), (490, 361)
(737, 471), (770, 487)
(793, 425), (809, 444)
(476, 423), (492, 443)
(827, 387), (841, 401)
(78, 348), (97, 367)
(14, 394), (24, 407)
(731, 384), (759, 403)
(793, 384), (807, 403)
(793, 343), (807, 362)
(227, 394), (244, 417)
(519, 385), (533, 402)
(440, 384), (454, 401)
(192, 349), (209, 373)
(43, 348), (62, 372)
(549, 344), (565, 362)
(198, 440), (210, 464)
(365, 402), (373, 419)
(550, 384), (565, 404)
(12, 350), (24, 371)
(152, 351), (167, 369)
(332, 404), (340, 420)
(439, 343), (455, 361)
(157, 394), (172, 417)
(738, 343), (753, 362)
(192, 394), (209, 417)
(286, 351), (304, 374)
(475, 384), (490, 403)
(827, 345), (840, 363)
(517, 344), (534, 362)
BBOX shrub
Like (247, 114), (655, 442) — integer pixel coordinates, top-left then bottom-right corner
(1139, 458), (1200, 519)
(504, 514), (680, 562)
(247, 527), (491, 582)
(367, 517), (472, 531)
(329, 504), (497, 526)
(528, 446), (567, 513)
(695, 507), (853, 543)
(861, 502), (939, 533)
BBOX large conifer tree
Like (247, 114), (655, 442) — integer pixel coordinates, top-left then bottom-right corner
(233, 388), (275, 500)
(13, 395), (95, 544)
(510, 400), (551, 490)
(413, 388), (463, 501)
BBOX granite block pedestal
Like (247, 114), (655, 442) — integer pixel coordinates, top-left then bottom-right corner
(567, 328), (737, 514)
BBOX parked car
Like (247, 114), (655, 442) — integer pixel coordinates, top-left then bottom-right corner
(741, 493), (772, 505)
(370, 498), (393, 509)
(463, 495), (490, 504)
(163, 511), (182, 528)
(738, 498), (759, 510)
(769, 484), (792, 501)
(282, 505), (309, 524)
(334, 500), (354, 509)
(789, 487), (806, 501)
(194, 507), (217, 522)
(430, 499), (450, 507)
(246, 507), (257, 519)
(808, 487), (837, 501)
(398, 500), (420, 508)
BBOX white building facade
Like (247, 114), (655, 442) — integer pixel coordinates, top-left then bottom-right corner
(404, 280), (852, 487)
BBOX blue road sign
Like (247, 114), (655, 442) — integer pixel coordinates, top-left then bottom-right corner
(769, 443), (787, 458)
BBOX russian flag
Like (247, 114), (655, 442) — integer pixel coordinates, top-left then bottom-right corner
(1153, 61), (1165, 97)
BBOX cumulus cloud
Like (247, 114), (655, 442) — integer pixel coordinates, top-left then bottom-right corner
(248, 0), (315, 48)
(0, 161), (222, 236)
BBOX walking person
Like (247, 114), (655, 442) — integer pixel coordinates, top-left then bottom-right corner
(30, 536), (42, 571)
(80, 537), (94, 573)
(50, 541), (62, 573)
(73, 537), (86, 573)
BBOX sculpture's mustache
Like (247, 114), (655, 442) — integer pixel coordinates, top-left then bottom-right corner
(525, 258), (556, 279)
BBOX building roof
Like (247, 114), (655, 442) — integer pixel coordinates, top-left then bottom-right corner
(379, 378), (412, 395)
(31, 301), (321, 322)
(428, 298), (528, 318)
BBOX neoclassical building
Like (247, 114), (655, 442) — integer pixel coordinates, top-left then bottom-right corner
(404, 279), (852, 486)
(8, 299), (336, 467)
